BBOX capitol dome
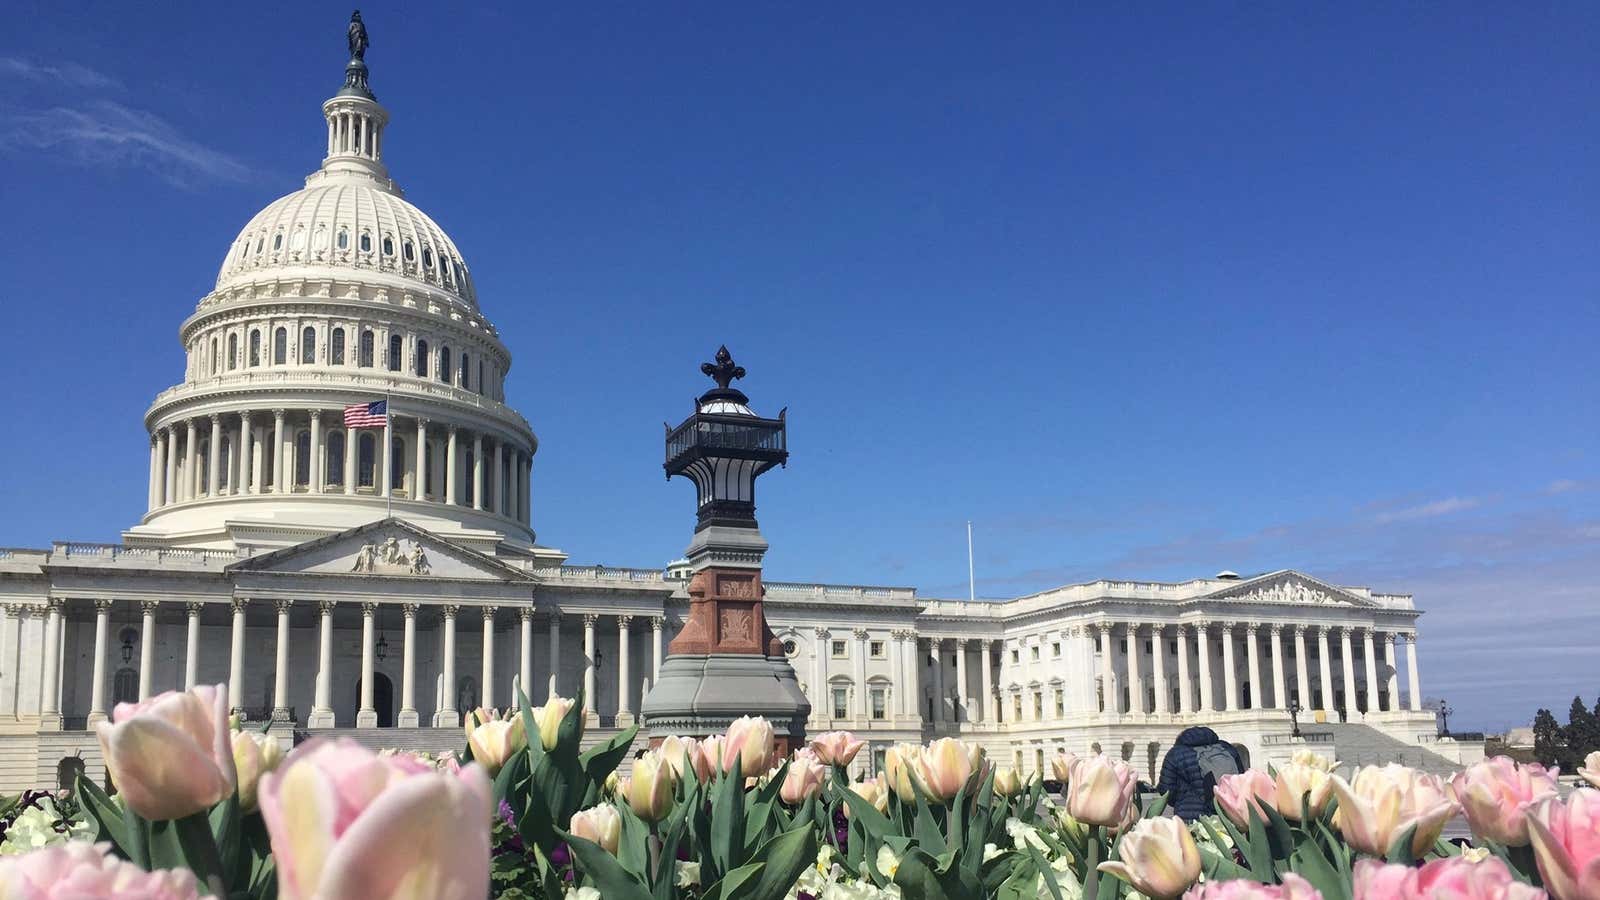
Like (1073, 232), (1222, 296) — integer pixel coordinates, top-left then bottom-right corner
(130, 40), (539, 552)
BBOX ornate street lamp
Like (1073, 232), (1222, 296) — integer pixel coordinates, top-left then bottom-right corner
(1438, 698), (1452, 737)
(120, 629), (135, 665)
(375, 608), (389, 661)
(1287, 699), (1302, 738)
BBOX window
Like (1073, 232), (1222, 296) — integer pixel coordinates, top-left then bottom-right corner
(1033, 692), (1043, 719)
(415, 340), (429, 377)
(382, 235), (394, 257)
(1030, 645), (1040, 661)
(272, 232), (283, 251)
(440, 346), (452, 384)
(1052, 642), (1061, 658)
(832, 688), (848, 719)
(294, 431), (310, 487)
(112, 667), (138, 706)
(197, 440), (209, 493)
(478, 360), (485, 395)
(831, 640), (847, 659)
(1170, 640), (1178, 655)
(424, 441), (435, 496)
(273, 327), (287, 365)
(301, 327), (316, 363)
(463, 449), (476, 504)
(290, 227), (306, 252)
(1144, 640), (1153, 654)
(227, 334), (238, 370)
(422, 247), (434, 268)
(359, 232), (372, 253)
(248, 330), (261, 366)
(1055, 689), (1065, 718)
(869, 641), (884, 658)
(357, 433), (376, 487)
(403, 239), (415, 262)
(871, 688), (886, 720)
(331, 328), (346, 365)
(219, 436), (231, 489)
(359, 330), (374, 368)
(441, 256), (452, 282)
(209, 338), (218, 374)
(326, 432), (345, 486)
(782, 639), (797, 656)
(1013, 695), (1023, 720)
(254, 236), (264, 254)
(390, 437), (406, 492)
(337, 228), (349, 250)
(1010, 648), (1019, 664)
(388, 335), (403, 371)
(459, 352), (469, 389)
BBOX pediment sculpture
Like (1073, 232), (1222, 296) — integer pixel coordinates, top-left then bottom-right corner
(351, 537), (431, 575)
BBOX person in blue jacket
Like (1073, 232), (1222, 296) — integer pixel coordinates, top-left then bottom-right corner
(1155, 726), (1245, 821)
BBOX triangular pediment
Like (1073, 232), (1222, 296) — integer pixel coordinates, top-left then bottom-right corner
(1205, 570), (1373, 607)
(228, 519), (532, 582)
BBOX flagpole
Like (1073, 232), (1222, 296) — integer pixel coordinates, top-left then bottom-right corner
(384, 387), (393, 519)
(967, 521), (976, 603)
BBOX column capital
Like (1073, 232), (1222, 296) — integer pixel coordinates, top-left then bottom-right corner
(650, 615), (664, 632)
(517, 606), (534, 622)
(94, 599), (115, 612)
(238, 411), (253, 426)
(209, 412), (223, 425)
(309, 409), (323, 423)
(272, 408), (286, 422)
(481, 605), (499, 619)
(1268, 622), (1284, 636)
(231, 597), (249, 614)
(448, 424), (459, 436)
(813, 626), (831, 639)
(853, 628), (870, 640)
(618, 614), (635, 628)
(316, 600), (337, 615)
(581, 613), (599, 627)
(273, 599), (293, 614)
(544, 610), (562, 625)
(416, 416), (431, 428)
(439, 604), (460, 618)
(361, 602), (379, 616)
(401, 603), (419, 617)
(185, 602), (205, 616)
(1194, 618), (1213, 631)
(139, 600), (159, 615)
(1332, 624), (1349, 638)
(1384, 631), (1399, 646)
(1174, 622), (1191, 636)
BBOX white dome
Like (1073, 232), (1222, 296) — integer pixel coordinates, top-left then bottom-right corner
(216, 179), (478, 309)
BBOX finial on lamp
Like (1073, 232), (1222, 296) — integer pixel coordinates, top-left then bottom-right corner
(700, 345), (746, 390)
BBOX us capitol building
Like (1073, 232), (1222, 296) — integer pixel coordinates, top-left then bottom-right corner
(0, 19), (1465, 791)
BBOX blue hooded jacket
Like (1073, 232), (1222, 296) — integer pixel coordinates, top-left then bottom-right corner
(1155, 726), (1244, 821)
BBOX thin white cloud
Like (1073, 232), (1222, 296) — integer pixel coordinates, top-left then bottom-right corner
(1, 99), (251, 186)
(1544, 479), (1586, 495)
(1373, 496), (1480, 524)
(0, 56), (122, 91)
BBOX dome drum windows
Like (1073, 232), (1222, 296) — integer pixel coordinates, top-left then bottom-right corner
(249, 330), (262, 367)
(357, 433), (376, 488)
(415, 339), (429, 377)
(336, 228), (350, 252)
(301, 327), (316, 363)
(228, 334), (238, 370)
(387, 335), (403, 372)
(359, 329), (375, 368)
(273, 327), (288, 365)
(326, 432), (346, 487)
(440, 346), (451, 385)
(331, 328), (346, 365)
(359, 231), (373, 255)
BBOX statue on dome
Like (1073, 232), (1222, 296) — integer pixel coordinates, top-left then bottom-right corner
(348, 11), (370, 62)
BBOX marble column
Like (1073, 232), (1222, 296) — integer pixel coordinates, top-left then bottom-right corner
(208, 415), (223, 497)
(380, 412), (393, 498)
(445, 427), (459, 505)
(308, 411), (323, 492)
(1196, 623), (1214, 712)
(434, 606), (459, 726)
(519, 608), (534, 703)
(37, 601), (62, 722)
(148, 436), (162, 508)
(1294, 625), (1312, 710)
(929, 639), (946, 723)
(813, 628), (828, 718)
(492, 442), (505, 516)
(1221, 623), (1239, 712)
(582, 614), (597, 721)
(616, 616), (633, 725)
(1151, 624), (1168, 714)
(398, 604), (419, 727)
(272, 409), (287, 495)
(480, 607), (497, 711)
(1317, 627), (1335, 712)
(1097, 624), (1115, 714)
(651, 616), (663, 682)
(979, 640), (994, 723)
(272, 600), (292, 720)
(472, 434), (485, 510)
(164, 426), (178, 504)
(311, 602), (335, 727)
(1172, 624), (1191, 714)
(1384, 633), (1400, 712)
(854, 630), (871, 719)
(355, 603), (378, 726)
(343, 422), (357, 495)
(413, 419), (428, 501)
(185, 418), (199, 500)
(137, 600), (157, 701)
(546, 612), (561, 698)
(239, 414), (255, 495)
(953, 638), (969, 722)
(1339, 627), (1358, 719)
(1406, 632), (1423, 711)
(1362, 628), (1381, 715)
(1245, 622), (1262, 710)
(1125, 624), (1143, 714)
(88, 600), (112, 724)
(229, 599), (247, 711)
(1269, 624), (1287, 710)
(184, 602), (203, 689)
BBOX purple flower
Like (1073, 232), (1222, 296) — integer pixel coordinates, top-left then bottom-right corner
(549, 842), (572, 867)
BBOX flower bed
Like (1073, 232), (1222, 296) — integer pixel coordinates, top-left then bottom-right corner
(1, 683), (1596, 898)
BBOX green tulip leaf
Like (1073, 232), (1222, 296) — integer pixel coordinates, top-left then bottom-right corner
(1022, 841), (1066, 900)
(1386, 822), (1421, 865)
(746, 822), (817, 900)
(1290, 840), (1351, 900)
(74, 773), (133, 860)
(557, 828), (655, 900)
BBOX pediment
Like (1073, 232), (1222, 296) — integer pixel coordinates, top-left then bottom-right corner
(1206, 570), (1373, 608)
(228, 519), (532, 582)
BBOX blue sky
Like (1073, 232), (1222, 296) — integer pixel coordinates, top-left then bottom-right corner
(2, 3), (1595, 731)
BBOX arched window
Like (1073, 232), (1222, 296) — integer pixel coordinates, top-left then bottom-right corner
(249, 330), (262, 367)
(459, 352), (470, 390)
(390, 436), (406, 492)
(439, 347), (452, 384)
(326, 432), (345, 486)
(441, 257), (452, 284)
(273, 327), (287, 365)
(337, 228), (349, 250)
(210, 338), (219, 375)
(387, 335), (403, 372)
(228, 334), (238, 370)
(415, 340), (429, 377)
(359, 231), (372, 253)
(403, 240), (415, 262)
(422, 247), (434, 269)
(331, 328), (346, 365)
(382, 235), (394, 257)
(294, 430), (311, 487)
(301, 327), (316, 363)
(424, 441), (435, 496)
(272, 232), (283, 251)
(290, 227), (306, 252)
(359, 330), (374, 368)
(112, 667), (138, 706)
(357, 433), (376, 488)
(254, 236), (264, 254)
(478, 360), (485, 395)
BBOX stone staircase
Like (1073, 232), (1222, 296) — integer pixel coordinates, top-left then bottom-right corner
(293, 726), (647, 756)
(1319, 723), (1461, 776)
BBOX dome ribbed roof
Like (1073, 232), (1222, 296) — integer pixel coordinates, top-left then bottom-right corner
(215, 179), (477, 308)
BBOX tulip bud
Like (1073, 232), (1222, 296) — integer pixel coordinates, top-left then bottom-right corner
(1275, 760), (1337, 822)
(627, 752), (676, 823)
(915, 738), (984, 803)
(231, 730), (286, 811)
(1449, 757), (1559, 847)
(0, 841), (203, 898)
(1331, 764), (1459, 858)
(698, 736), (726, 775)
(465, 716), (527, 776)
(534, 696), (578, 751)
(1581, 751), (1600, 790)
(992, 766), (1023, 799)
(780, 749), (829, 805)
(569, 804), (623, 855)
(720, 716), (777, 776)
(1066, 754), (1137, 828)
(1050, 752), (1079, 784)
(808, 731), (867, 768)
(848, 775), (890, 816)
(1096, 815), (1202, 899)
(659, 736), (706, 782)
(1214, 770), (1277, 829)
(96, 684), (237, 821)
(884, 743), (923, 803)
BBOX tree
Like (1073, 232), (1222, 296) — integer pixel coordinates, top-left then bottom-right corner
(1567, 696), (1599, 764)
(1532, 708), (1564, 769)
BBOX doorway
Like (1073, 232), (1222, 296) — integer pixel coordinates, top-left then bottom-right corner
(355, 673), (396, 727)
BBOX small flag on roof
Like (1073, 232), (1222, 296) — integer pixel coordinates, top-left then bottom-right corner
(343, 400), (388, 428)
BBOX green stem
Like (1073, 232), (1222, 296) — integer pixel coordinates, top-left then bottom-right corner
(1083, 825), (1101, 899)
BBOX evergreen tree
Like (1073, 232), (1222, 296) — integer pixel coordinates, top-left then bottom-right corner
(1532, 708), (1564, 768)
(1568, 695), (1598, 763)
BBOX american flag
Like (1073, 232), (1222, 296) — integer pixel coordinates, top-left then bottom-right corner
(343, 400), (388, 428)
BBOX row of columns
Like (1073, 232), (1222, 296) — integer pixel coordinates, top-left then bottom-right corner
(147, 410), (532, 525)
(55, 600), (666, 727)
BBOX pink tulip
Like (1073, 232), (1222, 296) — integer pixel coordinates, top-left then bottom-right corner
(720, 716), (777, 776)
(884, 743), (924, 803)
(1214, 769), (1278, 829)
(1352, 856), (1548, 900)
(258, 738), (491, 900)
(95, 684), (236, 821)
(1527, 788), (1600, 900)
(1183, 874), (1323, 899)
(465, 715), (527, 776)
(1097, 815), (1202, 899)
(698, 735), (727, 775)
(231, 730), (286, 812)
(848, 775), (890, 815)
(1274, 759), (1337, 822)
(915, 738), (983, 803)
(1050, 752), (1080, 783)
(660, 736), (712, 782)
(1067, 754), (1137, 828)
(781, 749), (830, 804)
(1580, 752), (1599, 790)
(809, 731), (867, 768)
(1331, 764), (1460, 858)
(0, 841), (201, 899)
(1451, 757), (1561, 847)
(626, 752), (676, 823)
(569, 804), (623, 855)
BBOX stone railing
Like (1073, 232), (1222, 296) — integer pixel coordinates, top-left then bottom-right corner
(48, 542), (249, 567)
(528, 565), (667, 584)
(147, 370), (532, 435)
(764, 582), (918, 604)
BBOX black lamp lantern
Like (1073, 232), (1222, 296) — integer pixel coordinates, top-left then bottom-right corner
(375, 609), (389, 661)
(1287, 699), (1302, 738)
(120, 630), (135, 664)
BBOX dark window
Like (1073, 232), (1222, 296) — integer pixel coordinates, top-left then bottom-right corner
(422, 247), (433, 268)
(294, 431), (310, 487)
(359, 232), (372, 253)
(359, 330), (374, 368)
(337, 229), (349, 250)
(477, 360), (485, 395)
(219, 436), (231, 489)
(227, 334), (238, 370)
(415, 340), (429, 377)
(331, 328), (346, 365)
(113, 667), (138, 705)
(424, 442), (435, 496)
(382, 235), (394, 257)
(301, 327), (316, 363)
(326, 432), (345, 486)
(440, 347), (452, 384)
(390, 437), (406, 492)
(249, 330), (261, 366)
(273, 328), (287, 365)
(272, 233), (282, 251)
(357, 433), (376, 487)
(387, 335), (403, 372)
(403, 240), (415, 261)
(459, 353), (470, 390)
(463, 450), (475, 504)
(209, 338), (218, 374)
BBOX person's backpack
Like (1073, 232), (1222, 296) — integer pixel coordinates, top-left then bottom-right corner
(1193, 742), (1241, 801)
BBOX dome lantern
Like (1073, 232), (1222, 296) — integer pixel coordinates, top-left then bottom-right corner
(317, 10), (392, 188)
